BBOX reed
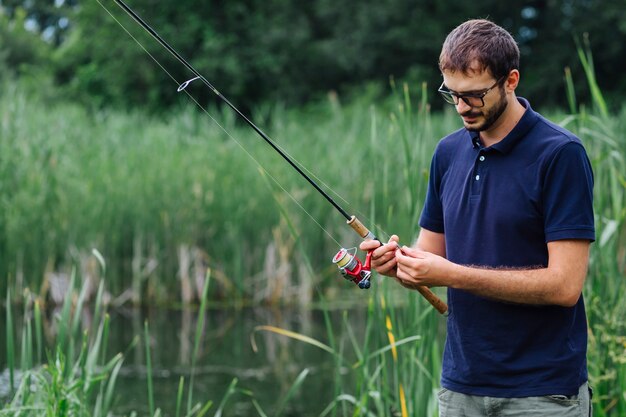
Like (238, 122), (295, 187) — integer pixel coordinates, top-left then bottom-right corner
(0, 37), (624, 416)
(251, 286), (443, 416)
(561, 38), (626, 417)
(144, 321), (155, 416)
(0, 79), (454, 305)
(1, 257), (125, 416)
(187, 270), (212, 413)
(5, 289), (15, 394)
(1, 258), (219, 416)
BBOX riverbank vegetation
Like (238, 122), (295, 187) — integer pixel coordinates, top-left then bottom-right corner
(0, 76), (459, 305)
(1, 64), (625, 415)
(0, 9), (624, 409)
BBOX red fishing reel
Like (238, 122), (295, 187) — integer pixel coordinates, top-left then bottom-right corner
(332, 248), (372, 289)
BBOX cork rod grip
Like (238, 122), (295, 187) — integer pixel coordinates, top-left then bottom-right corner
(347, 215), (449, 316)
(347, 215), (373, 239)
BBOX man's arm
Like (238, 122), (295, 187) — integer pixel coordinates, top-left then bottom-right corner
(395, 239), (590, 307)
(414, 228), (446, 257)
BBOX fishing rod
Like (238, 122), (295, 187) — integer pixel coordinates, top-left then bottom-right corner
(110, 0), (448, 315)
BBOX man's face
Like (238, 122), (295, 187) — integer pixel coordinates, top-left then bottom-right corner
(441, 69), (508, 133)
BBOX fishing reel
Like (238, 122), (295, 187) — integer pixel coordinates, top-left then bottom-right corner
(332, 248), (372, 289)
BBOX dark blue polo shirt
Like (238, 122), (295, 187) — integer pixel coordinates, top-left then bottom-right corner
(420, 98), (595, 397)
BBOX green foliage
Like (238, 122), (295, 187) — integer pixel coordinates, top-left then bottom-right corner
(250, 288), (444, 416)
(0, 7), (51, 82)
(0, 75), (455, 303)
(2, 263), (215, 416)
(0, 0), (75, 45)
(2, 1), (625, 110)
(0, 10), (624, 414)
(2, 268), (125, 416)
(1, 53), (625, 311)
(553, 41), (626, 417)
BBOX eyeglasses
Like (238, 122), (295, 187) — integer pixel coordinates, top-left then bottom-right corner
(438, 77), (505, 108)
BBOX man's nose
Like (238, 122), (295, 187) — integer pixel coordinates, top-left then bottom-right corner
(455, 98), (472, 113)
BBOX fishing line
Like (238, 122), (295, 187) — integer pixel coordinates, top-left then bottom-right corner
(96, 0), (351, 247)
(95, 0), (448, 314)
(95, 0), (389, 247)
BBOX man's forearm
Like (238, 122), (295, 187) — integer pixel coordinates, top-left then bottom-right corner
(397, 238), (589, 307)
(446, 263), (583, 307)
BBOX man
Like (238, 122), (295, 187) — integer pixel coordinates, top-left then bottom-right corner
(361, 19), (594, 416)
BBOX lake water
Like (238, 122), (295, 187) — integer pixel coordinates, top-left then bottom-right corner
(1, 306), (368, 416)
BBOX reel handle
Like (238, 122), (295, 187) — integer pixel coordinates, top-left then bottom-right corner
(347, 215), (449, 316)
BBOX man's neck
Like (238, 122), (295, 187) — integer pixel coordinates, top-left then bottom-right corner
(480, 96), (527, 148)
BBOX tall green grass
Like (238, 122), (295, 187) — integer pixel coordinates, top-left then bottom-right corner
(0, 78), (455, 304)
(561, 36), (626, 417)
(2, 252), (126, 416)
(0, 39), (624, 416)
(2, 256), (214, 416)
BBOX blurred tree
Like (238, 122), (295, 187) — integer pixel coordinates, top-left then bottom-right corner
(0, 7), (51, 76)
(51, 0), (170, 108)
(0, 0), (76, 44)
(516, 0), (626, 108)
(1, 0), (624, 110)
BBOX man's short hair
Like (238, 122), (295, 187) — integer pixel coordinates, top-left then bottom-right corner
(439, 19), (520, 80)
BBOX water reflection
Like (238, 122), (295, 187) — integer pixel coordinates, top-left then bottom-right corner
(0, 303), (367, 416)
(105, 306), (363, 416)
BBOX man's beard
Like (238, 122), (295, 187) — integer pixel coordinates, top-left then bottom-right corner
(462, 89), (508, 132)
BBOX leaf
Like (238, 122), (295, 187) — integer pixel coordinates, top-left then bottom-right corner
(274, 368), (310, 417)
(214, 378), (238, 417)
(355, 335), (422, 366)
(599, 220), (618, 247)
(251, 325), (339, 359)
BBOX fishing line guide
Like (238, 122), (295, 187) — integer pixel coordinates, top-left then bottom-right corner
(178, 76), (201, 92)
(108, 0), (448, 315)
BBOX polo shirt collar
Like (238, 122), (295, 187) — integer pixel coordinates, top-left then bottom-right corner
(468, 97), (539, 154)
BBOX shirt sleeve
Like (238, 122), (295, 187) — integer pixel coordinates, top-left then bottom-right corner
(542, 141), (595, 242)
(419, 147), (445, 233)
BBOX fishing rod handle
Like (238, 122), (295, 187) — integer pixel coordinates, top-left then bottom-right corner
(415, 286), (448, 315)
(347, 215), (449, 316)
(347, 215), (376, 240)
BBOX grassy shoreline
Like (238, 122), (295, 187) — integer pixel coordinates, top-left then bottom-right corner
(1, 69), (625, 415)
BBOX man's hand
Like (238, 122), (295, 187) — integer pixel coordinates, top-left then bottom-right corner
(359, 235), (400, 278)
(395, 245), (452, 288)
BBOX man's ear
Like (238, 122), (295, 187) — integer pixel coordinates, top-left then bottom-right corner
(505, 69), (520, 92)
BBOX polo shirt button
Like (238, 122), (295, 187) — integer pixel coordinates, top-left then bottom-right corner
(479, 155), (485, 161)
(475, 175), (480, 180)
